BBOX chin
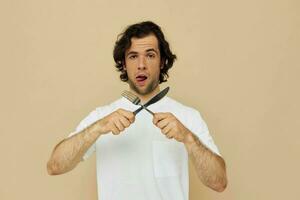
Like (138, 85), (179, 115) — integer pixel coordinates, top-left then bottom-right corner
(133, 86), (152, 95)
(129, 79), (158, 95)
(135, 88), (149, 95)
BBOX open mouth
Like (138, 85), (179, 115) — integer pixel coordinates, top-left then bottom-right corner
(136, 74), (148, 82)
(136, 74), (148, 85)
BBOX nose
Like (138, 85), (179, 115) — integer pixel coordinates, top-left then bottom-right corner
(138, 56), (147, 70)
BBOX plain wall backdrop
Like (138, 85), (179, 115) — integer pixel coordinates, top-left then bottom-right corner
(1, 0), (299, 199)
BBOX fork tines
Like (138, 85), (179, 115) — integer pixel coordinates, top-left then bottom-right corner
(121, 91), (141, 105)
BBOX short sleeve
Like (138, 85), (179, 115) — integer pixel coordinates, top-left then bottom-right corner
(67, 106), (110, 161)
(188, 109), (221, 156)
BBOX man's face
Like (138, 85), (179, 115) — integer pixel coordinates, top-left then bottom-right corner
(124, 34), (162, 95)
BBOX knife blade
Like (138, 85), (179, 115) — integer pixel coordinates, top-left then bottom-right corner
(133, 86), (170, 115)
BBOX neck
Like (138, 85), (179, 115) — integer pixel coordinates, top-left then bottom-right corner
(129, 85), (160, 104)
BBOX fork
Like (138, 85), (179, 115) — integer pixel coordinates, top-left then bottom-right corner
(121, 91), (154, 115)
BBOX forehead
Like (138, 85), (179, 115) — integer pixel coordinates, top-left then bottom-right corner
(126, 34), (159, 53)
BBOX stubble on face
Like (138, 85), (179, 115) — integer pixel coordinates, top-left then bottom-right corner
(124, 34), (162, 98)
(127, 74), (160, 95)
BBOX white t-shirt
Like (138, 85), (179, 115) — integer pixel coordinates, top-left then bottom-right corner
(69, 96), (221, 200)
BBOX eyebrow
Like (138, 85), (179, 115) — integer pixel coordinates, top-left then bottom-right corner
(146, 48), (159, 54)
(126, 48), (159, 56)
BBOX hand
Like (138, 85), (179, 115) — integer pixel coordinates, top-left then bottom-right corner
(97, 108), (135, 135)
(153, 112), (191, 143)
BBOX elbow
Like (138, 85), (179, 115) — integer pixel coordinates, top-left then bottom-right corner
(47, 158), (77, 175)
(212, 177), (227, 192)
(214, 182), (227, 192)
(212, 157), (227, 192)
(47, 160), (63, 176)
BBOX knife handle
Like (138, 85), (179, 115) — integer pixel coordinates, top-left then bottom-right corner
(133, 106), (143, 115)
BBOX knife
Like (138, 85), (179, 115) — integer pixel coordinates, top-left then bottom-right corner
(133, 86), (170, 115)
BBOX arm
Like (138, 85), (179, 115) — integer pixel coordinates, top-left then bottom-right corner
(47, 120), (101, 175)
(153, 112), (227, 192)
(47, 109), (135, 175)
(183, 131), (227, 192)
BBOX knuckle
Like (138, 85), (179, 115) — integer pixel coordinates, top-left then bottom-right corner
(116, 109), (122, 115)
(111, 113), (118, 119)
(131, 117), (135, 123)
(172, 121), (177, 127)
(112, 117), (118, 123)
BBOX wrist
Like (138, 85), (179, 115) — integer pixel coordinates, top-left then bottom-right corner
(95, 117), (111, 135)
(86, 121), (104, 138)
(183, 130), (196, 145)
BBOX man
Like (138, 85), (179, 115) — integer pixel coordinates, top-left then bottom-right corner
(47, 21), (227, 200)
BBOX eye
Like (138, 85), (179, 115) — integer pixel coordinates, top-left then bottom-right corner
(147, 53), (155, 58)
(129, 55), (137, 59)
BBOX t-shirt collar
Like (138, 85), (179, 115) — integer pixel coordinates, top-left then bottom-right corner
(121, 95), (168, 110)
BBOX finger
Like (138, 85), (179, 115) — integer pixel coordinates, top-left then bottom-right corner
(153, 112), (168, 125)
(110, 123), (120, 135)
(166, 134), (173, 139)
(165, 130), (174, 139)
(156, 118), (169, 129)
(119, 116), (130, 128)
(166, 129), (175, 139)
(113, 119), (125, 132)
(162, 125), (172, 135)
(118, 109), (135, 123)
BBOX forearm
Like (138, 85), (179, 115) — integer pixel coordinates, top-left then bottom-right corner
(184, 131), (227, 192)
(47, 121), (102, 175)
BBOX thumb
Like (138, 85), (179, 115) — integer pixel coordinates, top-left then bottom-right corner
(152, 113), (164, 125)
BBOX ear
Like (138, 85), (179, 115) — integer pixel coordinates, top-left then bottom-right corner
(160, 59), (164, 69)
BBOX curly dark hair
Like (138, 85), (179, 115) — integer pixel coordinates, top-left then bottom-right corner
(113, 21), (177, 83)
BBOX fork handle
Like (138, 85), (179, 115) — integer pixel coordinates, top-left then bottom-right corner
(133, 106), (154, 115)
(145, 107), (154, 115)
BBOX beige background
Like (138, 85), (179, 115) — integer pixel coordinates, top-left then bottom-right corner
(1, 0), (299, 199)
